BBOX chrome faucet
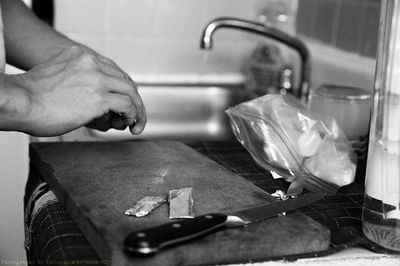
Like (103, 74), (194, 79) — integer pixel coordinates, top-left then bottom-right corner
(200, 17), (311, 100)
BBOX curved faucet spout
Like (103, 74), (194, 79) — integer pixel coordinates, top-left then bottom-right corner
(200, 17), (311, 100)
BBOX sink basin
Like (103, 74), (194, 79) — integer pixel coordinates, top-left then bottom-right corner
(87, 84), (251, 141)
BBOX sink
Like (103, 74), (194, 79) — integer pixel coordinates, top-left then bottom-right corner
(87, 84), (251, 141)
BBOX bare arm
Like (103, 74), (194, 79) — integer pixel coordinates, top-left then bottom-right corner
(1, 0), (74, 70)
(0, 0), (147, 136)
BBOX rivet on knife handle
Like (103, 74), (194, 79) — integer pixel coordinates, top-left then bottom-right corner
(124, 213), (233, 255)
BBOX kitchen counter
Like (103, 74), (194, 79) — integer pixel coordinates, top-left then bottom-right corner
(247, 248), (399, 266)
(24, 140), (399, 265)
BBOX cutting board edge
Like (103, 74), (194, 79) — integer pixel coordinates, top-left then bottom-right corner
(30, 144), (113, 260)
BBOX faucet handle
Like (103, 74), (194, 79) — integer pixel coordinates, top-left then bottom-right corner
(200, 17), (311, 102)
(279, 65), (294, 95)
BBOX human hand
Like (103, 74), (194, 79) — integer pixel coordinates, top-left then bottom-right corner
(6, 45), (146, 137)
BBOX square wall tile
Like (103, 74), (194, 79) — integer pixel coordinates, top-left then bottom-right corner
(314, 0), (337, 44)
(297, 0), (317, 38)
(362, 1), (380, 57)
(297, 0), (380, 58)
(55, 0), (107, 34)
(336, 0), (369, 53)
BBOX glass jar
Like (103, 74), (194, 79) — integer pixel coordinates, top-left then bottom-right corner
(308, 84), (372, 183)
(362, 0), (400, 252)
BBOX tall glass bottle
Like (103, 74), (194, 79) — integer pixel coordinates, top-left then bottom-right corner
(362, 0), (400, 252)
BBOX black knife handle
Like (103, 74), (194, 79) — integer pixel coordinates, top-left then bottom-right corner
(124, 213), (229, 256)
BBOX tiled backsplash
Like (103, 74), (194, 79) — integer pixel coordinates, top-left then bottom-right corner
(54, 0), (297, 83)
(297, 0), (380, 58)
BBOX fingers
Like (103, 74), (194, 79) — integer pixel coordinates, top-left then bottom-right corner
(87, 64), (147, 134)
(79, 50), (147, 134)
(88, 113), (127, 132)
(87, 113), (113, 131)
(130, 104), (147, 134)
(69, 46), (147, 134)
(35, 44), (147, 135)
(105, 93), (135, 122)
(108, 79), (145, 120)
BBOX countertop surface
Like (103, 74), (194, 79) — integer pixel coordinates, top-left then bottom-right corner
(242, 248), (399, 266)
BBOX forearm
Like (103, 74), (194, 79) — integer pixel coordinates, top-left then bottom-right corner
(1, 0), (76, 70)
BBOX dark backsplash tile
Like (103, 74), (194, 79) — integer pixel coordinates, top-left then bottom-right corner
(315, 0), (337, 44)
(297, 0), (317, 38)
(336, 0), (369, 53)
(362, 2), (380, 57)
(297, 0), (380, 58)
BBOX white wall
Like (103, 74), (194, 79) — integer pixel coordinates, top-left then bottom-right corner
(0, 132), (29, 263)
(55, 0), (297, 84)
(307, 40), (376, 91)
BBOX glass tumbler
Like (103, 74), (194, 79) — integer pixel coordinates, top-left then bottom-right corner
(307, 84), (372, 182)
(362, 0), (400, 252)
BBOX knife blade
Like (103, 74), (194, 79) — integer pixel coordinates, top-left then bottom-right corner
(124, 193), (324, 256)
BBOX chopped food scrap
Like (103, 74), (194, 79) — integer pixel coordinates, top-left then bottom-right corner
(169, 187), (194, 219)
(125, 196), (166, 217)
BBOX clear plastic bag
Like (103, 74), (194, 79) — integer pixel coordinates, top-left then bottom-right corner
(225, 94), (357, 195)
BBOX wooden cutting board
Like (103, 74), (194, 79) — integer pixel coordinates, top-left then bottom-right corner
(30, 140), (330, 266)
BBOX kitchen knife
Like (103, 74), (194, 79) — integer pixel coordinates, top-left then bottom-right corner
(124, 192), (324, 256)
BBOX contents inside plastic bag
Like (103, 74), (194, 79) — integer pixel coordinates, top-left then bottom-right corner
(225, 94), (357, 195)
